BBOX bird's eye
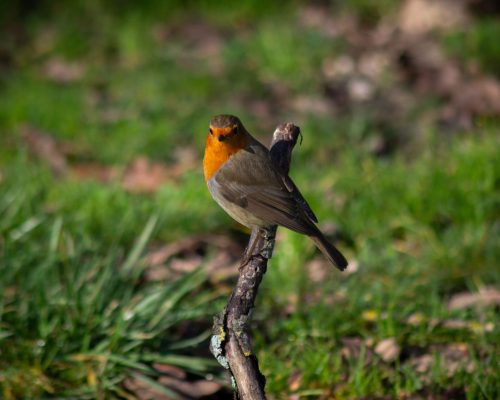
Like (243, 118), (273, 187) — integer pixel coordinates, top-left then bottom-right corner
(233, 126), (238, 134)
(209, 128), (213, 135)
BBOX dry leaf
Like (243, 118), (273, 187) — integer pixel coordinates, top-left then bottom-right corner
(144, 234), (242, 282)
(153, 363), (187, 379)
(399, 0), (468, 35)
(348, 77), (374, 102)
(42, 57), (85, 83)
(409, 353), (434, 374)
(299, 5), (342, 38)
(406, 312), (425, 326)
(340, 337), (374, 365)
(70, 153), (195, 193)
(158, 375), (222, 398)
(448, 286), (500, 310)
(204, 250), (240, 283)
(306, 258), (329, 283)
(21, 125), (67, 176)
(442, 319), (469, 330)
(358, 52), (390, 79)
(123, 375), (175, 400)
(374, 337), (400, 362)
(71, 163), (119, 182)
(443, 77), (500, 128)
(441, 343), (475, 376)
(169, 255), (204, 273)
(408, 343), (476, 380)
(153, 20), (224, 74)
(287, 370), (302, 391)
(291, 95), (332, 115)
(121, 157), (171, 193)
(322, 55), (356, 80)
(343, 258), (358, 275)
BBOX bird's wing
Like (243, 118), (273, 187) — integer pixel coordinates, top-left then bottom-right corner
(213, 146), (318, 235)
(282, 175), (318, 222)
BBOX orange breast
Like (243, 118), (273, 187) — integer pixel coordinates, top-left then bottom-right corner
(203, 132), (247, 180)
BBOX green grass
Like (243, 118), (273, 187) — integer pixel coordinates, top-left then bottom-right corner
(1, 1), (499, 399)
(0, 164), (223, 398)
(257, 132), (499, 398)
(444, 17), (500, 77)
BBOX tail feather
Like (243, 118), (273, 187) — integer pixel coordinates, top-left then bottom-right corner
(311, 233), (348, 271)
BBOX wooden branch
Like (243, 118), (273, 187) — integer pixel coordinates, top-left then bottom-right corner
(210, 123), (301, 400)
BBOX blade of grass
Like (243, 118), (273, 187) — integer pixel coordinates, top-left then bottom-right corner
(121, 213), (158, 277)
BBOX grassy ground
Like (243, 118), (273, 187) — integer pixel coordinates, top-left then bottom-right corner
(1, 1), (499, 399)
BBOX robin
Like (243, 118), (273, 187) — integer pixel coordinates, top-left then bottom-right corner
(203, 114), (348, 270)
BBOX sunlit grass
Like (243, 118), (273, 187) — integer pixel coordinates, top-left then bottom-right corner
(0, 1), (499, 398)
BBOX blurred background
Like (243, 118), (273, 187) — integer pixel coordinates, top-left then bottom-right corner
(0, 0), (499, 399)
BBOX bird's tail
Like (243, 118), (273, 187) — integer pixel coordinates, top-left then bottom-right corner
(310, 231), (348, 271)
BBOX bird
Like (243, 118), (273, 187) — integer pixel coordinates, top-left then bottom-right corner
(203, 114), (348, 270)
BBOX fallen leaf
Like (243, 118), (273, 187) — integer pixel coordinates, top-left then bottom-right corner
(398, 0), (468, 35)
(441, 343), (475, 376)
(306, 258), (329, 283)
(169, 255), (204, 274)
(340, 337), (374, 365)
(374, 338), (400, 362)
(153, 19), (225, 74)
(145, 234), (241, 267)
(298, 5), (343, 38)
(348, 77), (374, 102)
(204, 250), (240, 283)
(407, 343), (476, 380)
(448, 286), (500, 310)
(71, 163), (119, 182)
(322, 55), (356, 80)
(343, 258), (358, 275)
(42, 57), (85, 83)
(158, 375), (222, 398)
(144, 234), (242, 282)
(358, 51), (390, 79)
(442, 319), (468, 330)
(409, 353), (434, 374)
(123, 375), (176, 400)
(284, 293), (299, 315)
(397, 37), (462, 95)
(70, 152), (196, 193)
(21, 125), (67, 176)
(468, 321), (495, 334)
(443, 77), (500, 129)
(153, 363), (186, 379)
(287, 370), (302, 391)
(291, 95), (332, 115)
(406, 312), (425, 326)
(121, 157), (171, 193)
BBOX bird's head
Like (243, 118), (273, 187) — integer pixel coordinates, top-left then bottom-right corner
(203, 115), (249, 180)
(208, 114), (247, 145)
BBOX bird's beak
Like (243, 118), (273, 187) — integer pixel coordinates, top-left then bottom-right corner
(211, 127), (233, 142)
